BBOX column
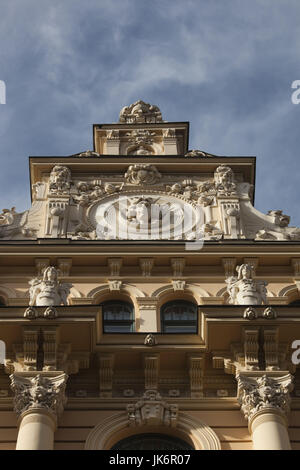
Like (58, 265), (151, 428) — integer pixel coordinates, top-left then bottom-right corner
(237, 373), (293, 450)
(10, 372), (68, 450)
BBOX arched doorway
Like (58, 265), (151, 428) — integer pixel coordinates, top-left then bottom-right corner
(84, 412), (221, 450)
(111, 433), (194, 450)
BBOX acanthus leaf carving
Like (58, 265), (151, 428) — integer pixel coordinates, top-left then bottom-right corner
(237, 374), (293, 421)
(10, 373), (68, 416)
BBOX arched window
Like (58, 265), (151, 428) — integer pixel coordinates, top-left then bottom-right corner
(111, 433), (193, 450)
(161, 300), (198, 333)
(102, 300), (135, 333)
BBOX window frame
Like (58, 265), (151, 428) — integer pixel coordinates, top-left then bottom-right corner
(102, 300), (135, 333)
(160, 300), (198, 334)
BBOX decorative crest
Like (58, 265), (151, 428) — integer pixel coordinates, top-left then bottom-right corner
(119, 100), (163, 123)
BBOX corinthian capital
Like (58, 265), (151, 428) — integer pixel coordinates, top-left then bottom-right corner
(237, 374), (293, 422)
(10, 373), (68, 417)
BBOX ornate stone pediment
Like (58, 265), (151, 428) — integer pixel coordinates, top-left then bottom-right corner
(1, 153), (300, 242)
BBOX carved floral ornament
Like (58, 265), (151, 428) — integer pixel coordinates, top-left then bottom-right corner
(119, 100), (163, 124)
(185, 149), (214, 157)
(237, 374), (293, 422)
(24, 306), (58, 319)
(144, 334), (157, 347)
(124, 164), (161, 185)
(10, 373), (68, 416)
(76, 150), (100, 157)
(125, 130), (156, 156)
(127, 390), (178, 427)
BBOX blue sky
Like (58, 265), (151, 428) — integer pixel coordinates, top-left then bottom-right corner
(0, 0), (300, 225)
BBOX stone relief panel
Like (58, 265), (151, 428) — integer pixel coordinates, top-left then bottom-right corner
(127, 390), (178, 427)
(87, 192), (203, 241)
(0, 160), (300, 242)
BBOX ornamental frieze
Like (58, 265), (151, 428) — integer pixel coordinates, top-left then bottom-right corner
(1, 160), (300, 241)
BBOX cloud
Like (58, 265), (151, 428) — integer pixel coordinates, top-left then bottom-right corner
(0, 0), (299, 225)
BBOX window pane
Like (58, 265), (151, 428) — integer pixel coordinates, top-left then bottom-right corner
(161, 301), (197, 333)
(104, 324), (133, 333)
(164, 324), (197, 333)
(103, 301), (135, 333)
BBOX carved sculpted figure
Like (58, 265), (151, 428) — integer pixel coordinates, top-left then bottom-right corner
(119, 100), (162, 123)
(29, 266), (72, 307)
(226, 263), (268, 305)
(214, 165), (236, 194)
(0, 207), (17, 225)
(125, 164), (161, 185)
(126, 197), (156, 228)
(49, 165), (72, 193)
(267, 210), (290, 228)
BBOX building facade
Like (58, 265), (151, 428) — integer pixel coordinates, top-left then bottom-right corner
(0, 101), (300, 450)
